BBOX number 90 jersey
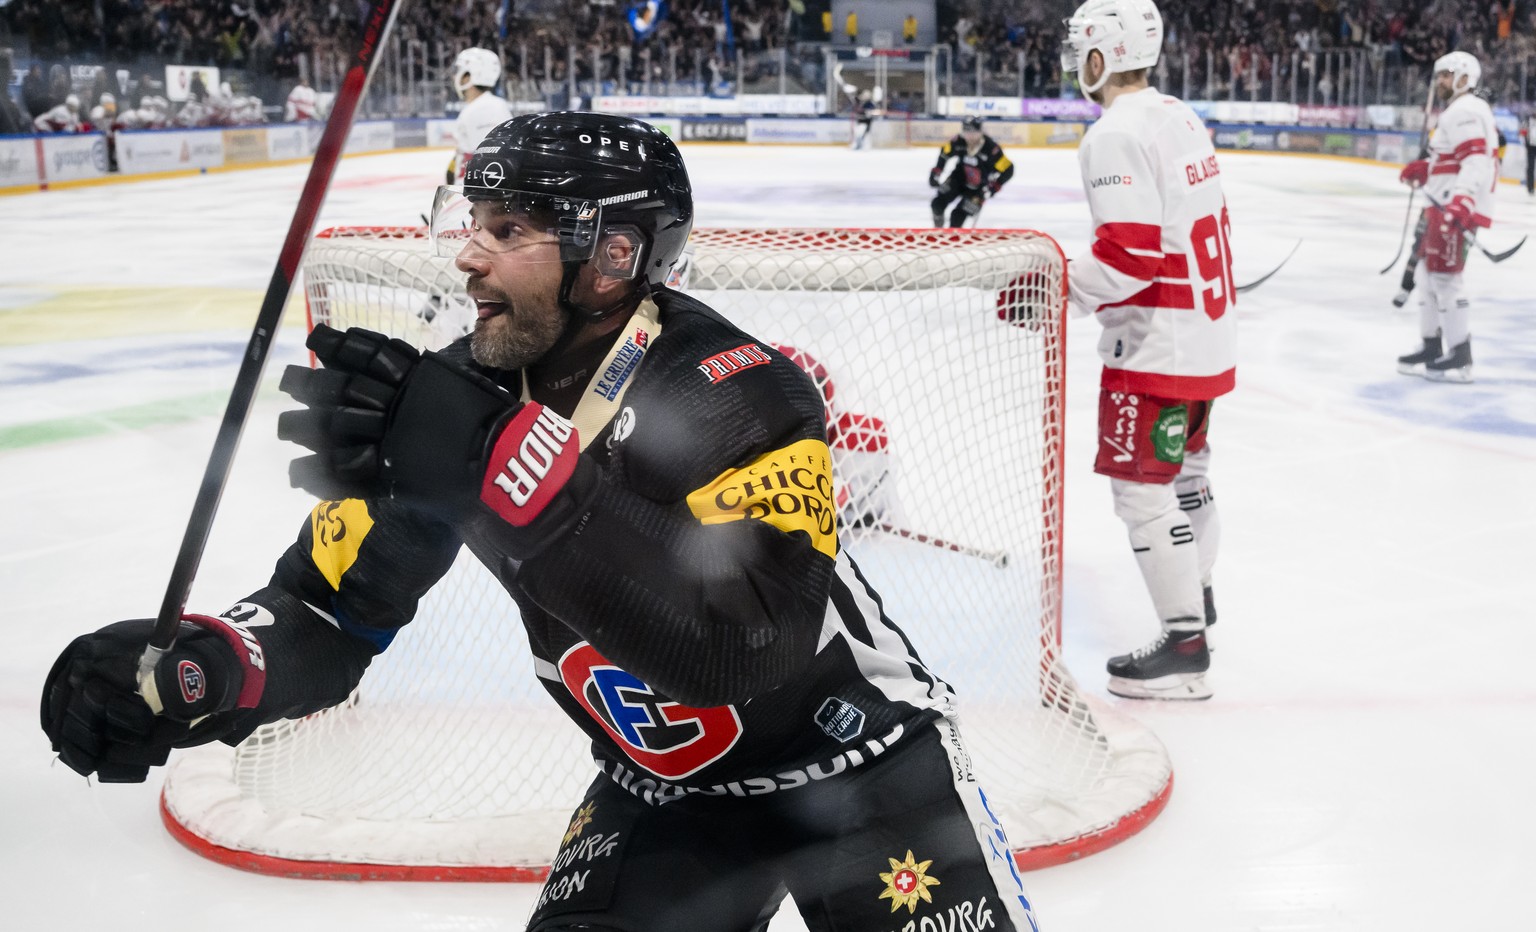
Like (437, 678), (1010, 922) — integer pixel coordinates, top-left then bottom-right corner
(1067, 87), (1237, 401)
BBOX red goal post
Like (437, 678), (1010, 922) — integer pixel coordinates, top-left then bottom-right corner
(159, 226), (1173, 881)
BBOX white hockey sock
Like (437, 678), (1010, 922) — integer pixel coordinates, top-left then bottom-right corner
(1416, 261), (1441, 340)
(1111, 479), (1204, 629)
(1425, 271), (1470, 348)
(1174, 446), (1220, 587)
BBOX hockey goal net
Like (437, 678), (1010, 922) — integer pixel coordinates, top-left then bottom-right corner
(161, 226), (1172, 880)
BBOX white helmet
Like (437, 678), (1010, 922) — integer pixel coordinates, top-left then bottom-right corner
(1433, 50), (1480, 93)
(65, 94), (80, 110)
(453, 48), (501, 99)
(1061, 0), (1163, 96)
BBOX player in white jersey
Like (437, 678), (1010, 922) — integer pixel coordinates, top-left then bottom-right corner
(1394, 51), (1498, 383)
(447, 48), (514, 185)
(1522, 109), (1536, 196)
(1057, 0), (1234, 700)
(284, 78), (318, 122)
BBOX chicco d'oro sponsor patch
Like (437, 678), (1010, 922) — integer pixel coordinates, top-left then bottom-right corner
(685, 438), (837, 558)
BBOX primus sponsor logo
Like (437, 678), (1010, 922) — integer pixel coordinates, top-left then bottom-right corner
(599, 722), (907, 805)
(697, 342), (772, 383)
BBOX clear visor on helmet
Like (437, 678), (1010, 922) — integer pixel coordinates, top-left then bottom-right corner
(429, 185), (601, 262)
(1060, 18), (1086, 72)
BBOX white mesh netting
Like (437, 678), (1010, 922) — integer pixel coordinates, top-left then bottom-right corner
(160, 227), (1172, 880)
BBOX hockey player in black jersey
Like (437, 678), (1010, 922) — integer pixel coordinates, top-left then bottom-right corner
(42, 112), (1039, 932)
(930, 116), (1014, 227)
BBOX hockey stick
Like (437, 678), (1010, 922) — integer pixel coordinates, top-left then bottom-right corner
(1381, 78), (1438, 275)
(136, 0), (404, 706)
(1235, 239), (1302, 293)
(876, 524), (1009, 568)
(1418, 188), (1528, 263)
(1379, 188), (1419, 275)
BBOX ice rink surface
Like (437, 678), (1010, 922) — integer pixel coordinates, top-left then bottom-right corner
(3, 137), (1535, 930)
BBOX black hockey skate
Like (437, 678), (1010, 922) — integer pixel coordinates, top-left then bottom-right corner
(1424, 340), (1473, 383)
(1396, 334), (1441, 376)
(1106, 626), (1211, 701)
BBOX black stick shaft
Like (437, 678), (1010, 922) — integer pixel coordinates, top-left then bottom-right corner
(139, 0), (404, 690)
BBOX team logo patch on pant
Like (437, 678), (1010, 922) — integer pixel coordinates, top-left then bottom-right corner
(879, 850), (941, 913)
(1151, 404), (1188, 464)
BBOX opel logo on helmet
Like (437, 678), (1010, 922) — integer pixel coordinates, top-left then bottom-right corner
(481, 161), (505, 187)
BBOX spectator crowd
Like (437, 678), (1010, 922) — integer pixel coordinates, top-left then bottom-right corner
(3, 0), (1534, 138)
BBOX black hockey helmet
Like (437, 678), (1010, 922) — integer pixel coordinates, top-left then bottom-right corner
(435, 111), (693, 318)
(961, 116), (984, 132)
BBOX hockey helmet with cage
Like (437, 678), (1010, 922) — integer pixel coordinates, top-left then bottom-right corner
(432, 111), (694, 319)
(1433, 50), (1480, 94)
(1061, 0), (1163, 96)
(961, 116), (984, 133)
(452, 48), (502, 99)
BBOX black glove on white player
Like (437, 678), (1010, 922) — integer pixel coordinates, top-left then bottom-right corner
(41, 615), (266, 783)
(278, 325), (600, 553)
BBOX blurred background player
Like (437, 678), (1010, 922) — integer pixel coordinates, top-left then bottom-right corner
(447, 48), (513, 185)
(850, 86), (882, 150)
(1523, 107), (1536, 195)
(1058, 0), (1233, 700)
(1394, 86), (1506, 309)
(32, 93), (81, 133)
(1394, 51), (1497, 384)
(929, 116), (1013, 227)
(284, 77), (318, 121)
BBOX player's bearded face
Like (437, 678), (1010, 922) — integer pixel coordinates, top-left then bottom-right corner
(458, 239), (569, 370)
(1435, 72), (1454, 101)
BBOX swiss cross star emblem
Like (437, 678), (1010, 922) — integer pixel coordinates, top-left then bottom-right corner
(878, 850), (941, 913)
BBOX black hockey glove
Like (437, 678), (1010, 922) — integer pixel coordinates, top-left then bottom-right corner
(41, 615), (266, 783)
(278, 325), (600, 552)
(928, 166), (942, 188)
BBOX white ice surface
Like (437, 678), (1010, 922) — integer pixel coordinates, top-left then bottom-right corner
(2, 141), (1534, 930)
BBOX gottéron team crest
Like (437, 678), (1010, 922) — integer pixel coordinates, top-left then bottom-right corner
(562, 801), (596, 846)
(878, 850), (941, 913)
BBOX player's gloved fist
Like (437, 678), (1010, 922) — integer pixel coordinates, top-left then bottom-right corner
(1399, 159), (1429, 186)
(280, 325), (600, 552)
(928, 167), (942, 188)
(1442, 193), (1483, 230)
(279, 323), (499, 509)
(986, 179), (1002, 196)
(41, 615), (266, 782)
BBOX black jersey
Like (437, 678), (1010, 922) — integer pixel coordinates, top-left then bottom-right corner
(935, 134), (1014, 193)
(232, 288), (956, 804)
